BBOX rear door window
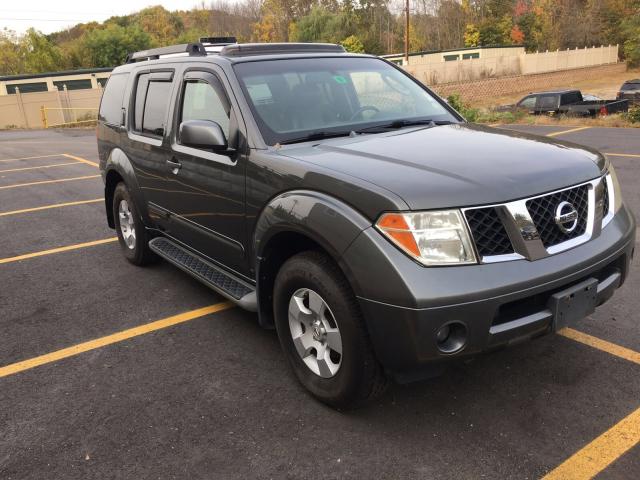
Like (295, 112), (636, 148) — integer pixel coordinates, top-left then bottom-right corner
(99, 73), (129, 126)
(537, 95), (558, 110)
(143, 82), (172, 136)
(132, 71), (173, 137)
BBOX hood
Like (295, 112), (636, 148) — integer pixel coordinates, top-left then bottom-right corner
(279, 123), (605, 210)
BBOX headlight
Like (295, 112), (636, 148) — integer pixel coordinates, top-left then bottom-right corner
(376, 210), (477, 266)
(607, 163), (623, 215)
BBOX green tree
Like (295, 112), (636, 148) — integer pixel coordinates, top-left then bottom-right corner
(21, 29), (64, 73)
(82, 24), (151, 68)
(464, 24), (480, 47)
(621, 8), (640, 65)
(479, 14), (513, 46)
(0, 29), (24, 75)
(341, 34), (365, 53)
(292, 7), (353, 43)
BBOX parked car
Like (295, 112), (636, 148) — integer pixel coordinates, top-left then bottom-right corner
(97, 39), (636, 408)
(497, 89), (628, 116)
(617, 79), (640, 105)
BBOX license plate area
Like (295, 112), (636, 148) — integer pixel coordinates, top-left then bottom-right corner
(549, 278), (598, 331)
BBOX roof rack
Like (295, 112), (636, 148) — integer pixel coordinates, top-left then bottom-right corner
(220, 43), (346, 57)
(126, 43), (206, 63)
(200, 36), (237, 46)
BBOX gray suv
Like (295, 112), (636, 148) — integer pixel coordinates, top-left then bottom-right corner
(97, 39), (636, 408)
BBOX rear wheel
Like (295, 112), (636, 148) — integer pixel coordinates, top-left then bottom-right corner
(274, 250), (387, 409)
(112, 182), (155, 265)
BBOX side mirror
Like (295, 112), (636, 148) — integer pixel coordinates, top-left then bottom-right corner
(179, 119), (228, 152)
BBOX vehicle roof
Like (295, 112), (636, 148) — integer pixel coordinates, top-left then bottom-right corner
(622, 79), (640, 84)
(526, 89), (581, 95)
(110, 51), (377, 75)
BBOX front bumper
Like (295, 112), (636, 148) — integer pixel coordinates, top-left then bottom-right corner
(341, 205), (636, 381)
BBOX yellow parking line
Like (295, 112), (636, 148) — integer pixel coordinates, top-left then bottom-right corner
(559, 328), (640, 365)
(0, 302), (234, 379)
(547, 126), (591, 137)
(605, 152), (640, 158)
(62, 153), (99, 168)
(0, 237), (117, 265)
(0, 161), (81, 174)
(0, 198), (102, 217)
(542, 407), (640, 480)
(0, 175), (100, 190)
(0, 153), (64, 163)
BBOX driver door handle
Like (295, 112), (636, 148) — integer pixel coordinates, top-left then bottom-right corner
(167, 158), (182, 174)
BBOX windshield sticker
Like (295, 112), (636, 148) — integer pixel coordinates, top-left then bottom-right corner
(333, 75), (347, 84)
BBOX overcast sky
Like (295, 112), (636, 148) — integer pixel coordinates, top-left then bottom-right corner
(1, 1), (207, 34)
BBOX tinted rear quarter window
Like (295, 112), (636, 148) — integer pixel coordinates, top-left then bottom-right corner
(99, 73), (129, 125)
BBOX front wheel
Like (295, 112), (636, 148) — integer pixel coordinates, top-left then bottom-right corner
(112, 182), (155, 265)
(273, 251), (387, 409)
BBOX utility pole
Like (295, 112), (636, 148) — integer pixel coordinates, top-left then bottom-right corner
(404, 0), (409, 64)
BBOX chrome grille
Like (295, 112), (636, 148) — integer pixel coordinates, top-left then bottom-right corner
(464, 207), (514, 257)
(462, 176), (607, 263)
(525, 185), (589, 248)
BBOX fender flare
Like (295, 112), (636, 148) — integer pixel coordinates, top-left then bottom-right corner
(103, 148), (149, 227)
(252, 190), (374, 326)
(254, 190), (372, 260)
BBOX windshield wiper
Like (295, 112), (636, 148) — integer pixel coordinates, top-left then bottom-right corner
(278, 131), (354, 145)
(355, 119), (450, 134)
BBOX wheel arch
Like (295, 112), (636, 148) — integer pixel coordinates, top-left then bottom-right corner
(253, 190), (372, 328)
(103, 148), (148, 228)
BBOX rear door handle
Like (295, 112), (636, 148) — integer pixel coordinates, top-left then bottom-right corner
(167, 158), (182, 174)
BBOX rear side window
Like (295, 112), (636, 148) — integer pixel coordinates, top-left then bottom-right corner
(133, 72), (173, 137)
(98, 73), (129, 125)
(143, 82), (172, 136)
(538, 95), (558, 109)
(561, 92), (581, 104)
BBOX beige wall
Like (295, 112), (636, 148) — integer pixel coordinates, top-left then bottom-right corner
(0, 72), (110, 95)
(406, 55), (521, 85)
(0, 88), (103, 129)
(386, 46), (524, 66)
(402, 44), (619, 86)
(520, 45), (619, 74)
(431, 62), (628, 104)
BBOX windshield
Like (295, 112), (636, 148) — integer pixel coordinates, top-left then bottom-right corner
(233, 57), (458, 145)
(621, 82), (640, 91)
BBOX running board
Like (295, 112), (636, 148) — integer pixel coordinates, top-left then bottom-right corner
(149, 237), (257, 311)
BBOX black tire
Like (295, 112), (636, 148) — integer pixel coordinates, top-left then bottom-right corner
(112, 182), (155, 266)
(273, 250), (388, 409)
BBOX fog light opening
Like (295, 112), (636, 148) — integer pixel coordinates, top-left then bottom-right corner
(436, 322), (467, 354)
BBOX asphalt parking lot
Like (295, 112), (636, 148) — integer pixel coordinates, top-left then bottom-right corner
(0, 126), (638, 479)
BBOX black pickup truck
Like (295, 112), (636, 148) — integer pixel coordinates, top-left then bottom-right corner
(498, 89), (629, 117)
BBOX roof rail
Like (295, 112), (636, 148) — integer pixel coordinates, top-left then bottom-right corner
(126, 43), (206, 63)
(220, 43), (346, 57)
(200, 36), (237, 46)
